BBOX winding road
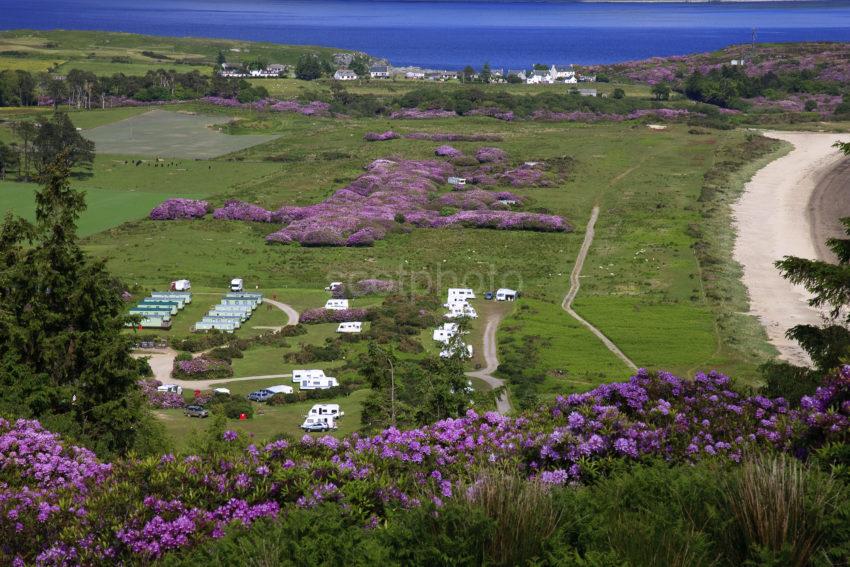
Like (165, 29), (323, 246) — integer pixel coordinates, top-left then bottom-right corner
(466, 312), (511, 414)
(561, 206), (639, 372)
(134, 297), (299, 388)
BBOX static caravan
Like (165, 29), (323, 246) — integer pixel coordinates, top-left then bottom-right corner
(201, 316), (242, 328)
(292, 369), (326, 384)
(266, 385), (294, 395)
(171, 279), (191, 291)
(207, 309), (249, 322)
(444, 304), (478, 319)
(151, 291), (192, 304)
(307, 404), (344, 419)
(324, 299), (350, 310)
(137, 301), (178, 315)
(496, 288), (518, 301)
(127, 316), (171, 329)
(299, 376), (340, 390)
(440, 344), (474, 359)
(220, 298), (258, 310)
(446, 288), (476, 302)
(143, 297), (185, 309)
(194, 321), (236, 333)
(433, 323), (459, 343)
(129, 307), (173, 319)
(337, 322), (362, 333)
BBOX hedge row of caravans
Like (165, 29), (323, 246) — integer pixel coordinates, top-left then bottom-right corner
(195, 292), (263, 332)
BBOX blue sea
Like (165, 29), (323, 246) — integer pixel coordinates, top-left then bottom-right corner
(3, 1), (850, 68)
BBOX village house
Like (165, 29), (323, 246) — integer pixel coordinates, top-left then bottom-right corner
(426, 70), (457, 81)
(526, 69), (554, 84)
(507, 69), (527, 81)
(551, 64), (577, 83)
(370, 65), (391, 79)
(333, 69), (358, 81)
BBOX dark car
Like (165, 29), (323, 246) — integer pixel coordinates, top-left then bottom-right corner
(184, 405), (209, 418)
(247, 389), (275, 402)
(484, 291), (494, 300)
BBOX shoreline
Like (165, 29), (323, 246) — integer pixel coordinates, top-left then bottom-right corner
(732, 131), (846, 367)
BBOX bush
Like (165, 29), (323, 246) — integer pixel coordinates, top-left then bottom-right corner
(172, 332), (230, 353)
(210, 398), (254, 420)
(284, 339), (345, 364)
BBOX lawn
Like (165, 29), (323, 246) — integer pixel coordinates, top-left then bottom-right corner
(155, 388), (370, 451)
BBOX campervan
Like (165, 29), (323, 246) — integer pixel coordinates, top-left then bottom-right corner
(171, 279), (191, 291)
(433, 323), (459, 344)
(496, 288), (518, 301)
(307, 404), (344, 419)
(230, 278), (244, 292)
(292, 369), (326, 384)
(440, 344), (474, 359)
(445, 304), (478, 319)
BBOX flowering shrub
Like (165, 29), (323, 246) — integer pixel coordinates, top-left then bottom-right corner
(354, 279), (398, 295)
(201, 97), (331, 116)
(149, 198), (209, 220)
(213, 200), (275, 223)
(364, 131), (400, 142)
(139, 379), (185, 409)
(466, 107), (515, 121)
(475, 147), (508, 163)
(1, 368), (850, 563)
(531, 108), (698, 123)
(435, 145), (463, 158)
(172, 355), (233, 380)
(389, 108), (457, 119)
(299, 307), (369, 324)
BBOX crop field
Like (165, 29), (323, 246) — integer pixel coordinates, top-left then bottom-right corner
(84, 110), (281, 158)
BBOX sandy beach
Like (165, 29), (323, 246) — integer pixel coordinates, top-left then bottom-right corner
(733, 131), (849, 366)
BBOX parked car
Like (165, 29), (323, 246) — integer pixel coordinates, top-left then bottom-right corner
(184, 405), (209, 418)
(484, 291), (494, 300)
(301, 416), (337, 432)
(247, 389), (275, 402)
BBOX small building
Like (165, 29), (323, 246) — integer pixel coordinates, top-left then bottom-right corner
(496, 288), (518, 301)
(334, 69), (358, 81)
(426, 71), (457, 81)
(507, 69), (527, 81)
(578, 88), (598, 97)
(337, 321), (362, 333)
(324, 298), (350, 310)
(730, 59), (746, 66)
(526, 70), (554, 85)
(370, 65), (391, 79)
(267, 64), (287, 75)
(578, 74), (597, 83)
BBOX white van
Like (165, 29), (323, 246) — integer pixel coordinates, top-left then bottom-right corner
(307, 403), (344, 419)
(300, 376), (340, 390)
(292, 369), (326, 384)
(230, 278), (244, 292)
(266, 384), (294, 395)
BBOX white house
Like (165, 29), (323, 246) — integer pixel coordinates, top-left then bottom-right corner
(432, 322), (460, 344)
(267, 64), (287, 75)
(300, 376), (340, 390)
(325, 299), (350, 310)
(337, 321), (363, 333)
(440, 343), (474, 359)
(527, 70), (554, 84)
(334, 69), (358, 81)
(292, 369), (326, 384)
(551, 65), (577, 83)
(496, 288), (518, 301)
(447, 288), (476, 301)
(370, 65), (390, 79)
(507, 69), (527, 81)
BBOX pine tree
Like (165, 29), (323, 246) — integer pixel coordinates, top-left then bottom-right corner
(0, 152), (152, 456)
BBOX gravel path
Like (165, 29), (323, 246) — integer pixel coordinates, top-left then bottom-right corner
(561, 206), (639, 372)
(466, 312), (511, 414)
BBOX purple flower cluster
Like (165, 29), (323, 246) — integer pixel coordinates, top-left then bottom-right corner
(474, 147), (508, 163)
(3, 367), (850, 563)
(437, 189), (524, 210)
(299, 307), (370, 324)
(390, 108), (458, 119)
(355, 279), (398, 295)
(364, 131), (400, 142)
(149, 199), (209, 221)
(201, 97), (331, 116)
(501, 165), (546, 188)
(531, 108), (698, 123)
(139, 379), (185, 409)
(465, 107), (516, 121)
(746, 94), (843, 115)
(435, 145), (463, 158)
(404, 132), (503, 142)
(213, 200), (276, 223)
(172, 356), (232, 379)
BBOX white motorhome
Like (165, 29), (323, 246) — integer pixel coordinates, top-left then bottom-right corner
(266, 385), (294, 395)
(496, 288), (518, 301)
(446, 288), (476, 301)
(443, 298), (472, 309)
(299, 376), (340, 390)
(307, 403), (344, 419)
(324, 299), (350, 310)
(171, 279), (191, 291)
(445, 304), (478, 319)
(337, 322), (362, 333)
(440, 343), (474, 359)
(157, 384), (183, 395)
(230, 278), (244, 292)
(292, 369), (326, 384)
(432, 323), (459, 344)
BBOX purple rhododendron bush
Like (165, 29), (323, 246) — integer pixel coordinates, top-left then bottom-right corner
(2, 368), (849, 564)
(149, 198), (209, 220)
(201, 96), (331, 116)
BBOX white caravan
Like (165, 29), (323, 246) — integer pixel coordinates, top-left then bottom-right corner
(337, 322), (363, 333)
(157, 384), (183, 395)
(446, 288), (476, 302)
(324, 299), (350, 310)
(440, 343), (474, 359)
(299, 376), (340, 390)
(230, 278), (244, 292)
(307, 403), (344, 419)
(292, 369), (326, 384)
(266, 385), (294, 395)
(496, 288), (518, 301)
(432, 323), (460, 344)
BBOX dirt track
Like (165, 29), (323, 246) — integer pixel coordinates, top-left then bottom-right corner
(466, 312), (511, 414)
